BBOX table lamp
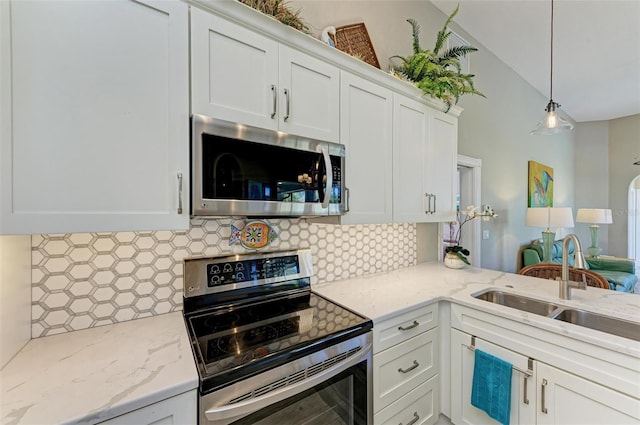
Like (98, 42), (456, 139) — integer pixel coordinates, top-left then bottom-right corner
(526, 207), (574, 262)
(576, 208), (612, 257)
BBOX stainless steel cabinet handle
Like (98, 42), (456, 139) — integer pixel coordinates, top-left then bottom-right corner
(270, 85), (277, 119)
(345, 187), (350, 212)
(398, 360), (419, 374)
(425, 193), (431, 214)
(432, 194), (437, 214)
(523, 375), (529, 405)
(400, 412), (420, 425)
(283, 88), (290, 121)
(541, 378), (548, 414)
(398, 321), (419, 331)
(177, 173), (183, 214)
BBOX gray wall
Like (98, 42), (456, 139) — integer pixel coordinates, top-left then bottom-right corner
(575, 121), (610, 254)
(292, 0), (578, 272)
(609, 114), (640, 258)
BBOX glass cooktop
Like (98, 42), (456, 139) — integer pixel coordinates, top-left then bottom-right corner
(185, 291), (371, 394)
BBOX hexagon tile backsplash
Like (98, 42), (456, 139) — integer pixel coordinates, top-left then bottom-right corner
(32, 219), (417, 337)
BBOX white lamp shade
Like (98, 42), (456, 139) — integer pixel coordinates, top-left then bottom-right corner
(576, 208), (612, 224)
(526, 207), (574, 229)
(549, 207), (574, 228)
(526, 208), (549, 228)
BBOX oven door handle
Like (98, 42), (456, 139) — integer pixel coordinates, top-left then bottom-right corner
(204, 342), (372, 424)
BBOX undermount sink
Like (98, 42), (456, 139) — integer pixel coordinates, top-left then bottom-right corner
(472, 289), (640, 341)
(473, 289), (561, 316)
(551, 309), (640, 342)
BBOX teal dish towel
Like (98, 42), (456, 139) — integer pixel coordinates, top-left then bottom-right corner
(471, 349), (513, 425)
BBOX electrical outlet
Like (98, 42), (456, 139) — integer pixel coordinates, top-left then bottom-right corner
(482, 230), (490, 240)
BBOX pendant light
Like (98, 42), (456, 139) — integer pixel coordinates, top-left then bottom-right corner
(531, 0), (574, 136)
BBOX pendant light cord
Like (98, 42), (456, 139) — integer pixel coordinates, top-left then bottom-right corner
(550, 0), (554, 101)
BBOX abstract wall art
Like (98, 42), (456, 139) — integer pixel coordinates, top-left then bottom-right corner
(528, 160), (554, 207)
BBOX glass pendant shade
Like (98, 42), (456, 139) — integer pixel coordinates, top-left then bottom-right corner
(530, 0), (574, 136)
(530, 101), (574, 135)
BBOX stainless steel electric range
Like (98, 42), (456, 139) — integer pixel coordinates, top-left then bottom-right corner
(183, 249), (373, 425)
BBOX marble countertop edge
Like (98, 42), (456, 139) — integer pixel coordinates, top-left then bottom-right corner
(312, 261), (640, 358)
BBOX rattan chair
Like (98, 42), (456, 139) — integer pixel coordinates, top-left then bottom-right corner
(518, 264), (611, 290)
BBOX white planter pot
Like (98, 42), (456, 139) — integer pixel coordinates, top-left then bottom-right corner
(444, 252), (466, 269)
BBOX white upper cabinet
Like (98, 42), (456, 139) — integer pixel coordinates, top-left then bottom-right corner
(190, 9), (279, 131)
(340, 72), (393, 223)
(392, 93), (457, 223)
(392, 94), (430, 223)
(1, 0), (190, 234)
(427, 110), (458, 222)
(190, 7), (340, 142)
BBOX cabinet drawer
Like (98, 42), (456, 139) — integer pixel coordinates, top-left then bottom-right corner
(97, 390), (197, 424)
(374, 375), (440, 425)
(374, 328), (438, 411)
(374, 303), (438, 353)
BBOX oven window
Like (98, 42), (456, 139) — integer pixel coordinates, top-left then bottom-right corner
(230, 362), (368, 425)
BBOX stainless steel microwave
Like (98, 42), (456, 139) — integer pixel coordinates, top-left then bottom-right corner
(191, 114), (346, 217)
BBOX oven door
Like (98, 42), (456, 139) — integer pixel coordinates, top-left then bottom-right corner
(200, 333), (372, 425)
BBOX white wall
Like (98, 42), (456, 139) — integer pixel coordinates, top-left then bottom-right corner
(291, 0), (578, 272)
(0, 235), (31, 369)
(609, 114), (640, 258)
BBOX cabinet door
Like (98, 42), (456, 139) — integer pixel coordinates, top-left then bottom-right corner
(98, 390), (197, 424)
(537, 362), (640, 424)
(339, 72), (393, 223)
(450, 329), (536, 425)
(190, 7), (279, 130)
(426, 110), (457, 222)
(392, 94), (430, 223)
(2, 0), (189, 234)
(278, 45), (340, 142)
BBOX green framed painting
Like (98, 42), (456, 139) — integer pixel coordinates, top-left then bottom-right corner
(528, 160), (554, 207)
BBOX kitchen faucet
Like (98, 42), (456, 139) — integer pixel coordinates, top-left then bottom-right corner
(558, 234), (587, 300)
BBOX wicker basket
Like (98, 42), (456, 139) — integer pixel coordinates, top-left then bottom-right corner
(330, 23), (380, 69)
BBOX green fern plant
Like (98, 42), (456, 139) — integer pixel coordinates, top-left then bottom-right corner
(390, 5), (485, 111)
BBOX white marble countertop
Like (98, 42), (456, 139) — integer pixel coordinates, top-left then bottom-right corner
(0, 312), (198, 425)
(313, 262), (640, 357)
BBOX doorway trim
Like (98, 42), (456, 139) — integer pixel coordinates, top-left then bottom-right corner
(439, 155), (482, 266)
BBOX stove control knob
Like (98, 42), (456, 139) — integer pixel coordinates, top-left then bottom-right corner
(236, 272), (245, 281)
(210, 276), (220, 285)
(223, 264), (233, 272)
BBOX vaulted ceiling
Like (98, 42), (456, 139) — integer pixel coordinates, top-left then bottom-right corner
(430, 0), (640, 123)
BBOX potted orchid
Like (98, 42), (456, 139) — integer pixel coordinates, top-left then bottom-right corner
(444, 205), (497, 268)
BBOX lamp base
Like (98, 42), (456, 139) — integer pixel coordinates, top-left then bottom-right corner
(589, 225), (601, 258)
(541, 229), (556, 263)
(588, 246), (602, 257)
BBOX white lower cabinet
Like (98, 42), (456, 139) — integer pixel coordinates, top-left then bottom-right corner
(536, 362), (639, 425)
(373, 303), (440, 425)
(97, 390), (197, 425)
(450, 305), (640, 425)
(450, 329), (535, 425)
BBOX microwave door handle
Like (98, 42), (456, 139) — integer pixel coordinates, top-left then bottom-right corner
(320, 147), (332, 208)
